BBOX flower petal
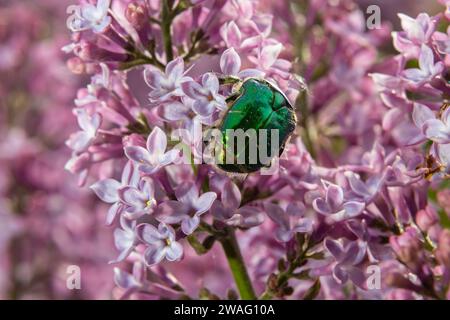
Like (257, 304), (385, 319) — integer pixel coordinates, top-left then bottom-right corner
(124, 146), (152, 164)
(166, 241), (183, 261)
(147, 127), (167, 157)
(264, 202), (289, 229)
(155, 201), (190, 224)
(144, 244), (166, 266)
(220, 48), (241, 75)
(326, 183), (344, 211)
(119, 186), (146, 208)
(90, 179), (121, 203)
(412, 103), (435, 129)
(324, 238), (344, 260)
(193, 191), (217, 215)
(222, 181), (241, 211)
(139, 224), (164, 244)
(181, 215), (200, 235)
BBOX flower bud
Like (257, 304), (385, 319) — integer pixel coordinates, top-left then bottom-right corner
(126, 2), (148, 29)
(389, 227), (423, 269)
(437, 189), (450, 216)
(66, 57), (86, 74)
(76, 41), (127, 62)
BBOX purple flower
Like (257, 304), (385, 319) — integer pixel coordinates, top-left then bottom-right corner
(413, 103), (450, 144)
(67, 0), (112, 33)
(324, 238), (367, 288)
(264, 202), (313, 242)
(345, 171), (384, 203)
(111, 215), (138, 263)
(124, 126), (179, 175)
(119, 177), (157, 220)
(90, 161), (140, 225)
(181, 73), (226, 117)
(312, 181), (365, 221)
(66, 108), (101, 153)
(156, 182), (216, 235)
(220, 48), (264, 78)
(139, 223), (183, 266)
(211, 180), (264, 228)
(144, 57), (192, 101)
(402, 44), (444, 86)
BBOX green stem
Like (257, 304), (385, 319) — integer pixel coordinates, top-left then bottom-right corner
(220, 228), (256, 300)
(162, 0), (174, 62)
(259, 238), (312, 300)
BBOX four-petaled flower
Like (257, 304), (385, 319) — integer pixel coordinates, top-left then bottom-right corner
(324, 238), (367, 288)
(67, 0), (111, 33)
(393, 13), (437, 57)
(182, 73), (227, 117)
(144, 57), (192, 101)
(119, 177), (158, 220)
(125, 126), (179, 175)
(312, 181), (365, 221)
(139, 223), (183, 266)
(66, 108), (101, 154)
(220, 47), (265, 78)
(211, 180), (264, 228)
(111, 215), (138, 263)
(264, 202), (313, 242)
(156, 182), (216, 235)
(90, 161), (140, 225)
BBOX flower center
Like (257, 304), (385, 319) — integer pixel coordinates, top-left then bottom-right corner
(165, 238), (172, 246)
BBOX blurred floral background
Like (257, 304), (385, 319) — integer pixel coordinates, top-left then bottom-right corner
(0, 0), (114, 299)
(0, 0), (449, 300)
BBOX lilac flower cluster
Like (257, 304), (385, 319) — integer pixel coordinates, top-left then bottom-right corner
(62, 0), (450, 300)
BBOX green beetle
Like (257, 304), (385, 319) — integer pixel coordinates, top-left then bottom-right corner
(215, 78), (297, 173)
